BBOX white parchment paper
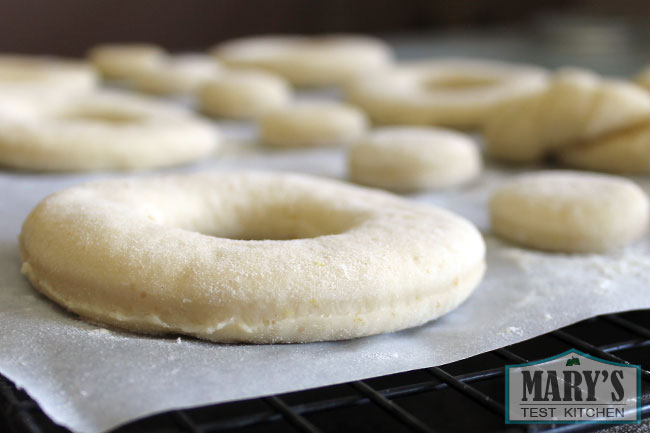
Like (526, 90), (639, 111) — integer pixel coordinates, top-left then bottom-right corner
(1, 120), (650, 433)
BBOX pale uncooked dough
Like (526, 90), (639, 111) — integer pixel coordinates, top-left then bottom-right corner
(348, 126), (481, 192)
(484, 68), (650, 173)
(260, 101), (367, 147)
(130, 54), (220, 95)
(0, 54), (97, 95)
(0, 91), (219, 171)
(558, 123), (650, 173)
(20, 171), (486, 343)
(88, 43), (165, 80)
(489, 171), (649, 253)
(198, 70), (291, 119)
(212, 35), (392, 86)
(346, 58), (547, 128)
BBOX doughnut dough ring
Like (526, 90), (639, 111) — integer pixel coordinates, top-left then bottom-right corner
(0, 91), (219, 171)
(198, 70), (291, 119)
(348, 127), (481, 192)
(260, 101), (367, 147)
(346, 58), (548, 129)
(20, 172), (486, 343)
(484, 68), (650, 173)
(489, 170), (649, 253)
(212, 35), (392, 87)
(0, 54), (97, 95)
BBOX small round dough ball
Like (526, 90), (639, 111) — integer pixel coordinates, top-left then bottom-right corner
(260, 101), (368, 148)
(348, 127), (481, 192)
(89, 43), (165, 80)
(198, 70), (291, 119)
(131, 54), (220, 95)
(489, 171), (649, 253)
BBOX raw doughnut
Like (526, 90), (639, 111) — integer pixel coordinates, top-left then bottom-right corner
(130, 54), (220, 95)
(212, 35), (392, 86)
(0, 91), (219, 171)
(558, 123), (650, 173)
(198, 70), (291, 119)
(348, 127), (481, 192)
(20, 171), (486, 343)
(489, 171), (649, 253)
(260, 101), (367, 147)
(484, 68), (650, 172)
(0, 54), (97, 95)
(346, 58), (547, 128)
(89, 43), (165, 80)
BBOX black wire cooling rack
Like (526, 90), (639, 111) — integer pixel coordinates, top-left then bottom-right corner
(1, 309), (649, 433)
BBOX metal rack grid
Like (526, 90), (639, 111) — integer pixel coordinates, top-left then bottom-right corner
(1, 309), (649, 433)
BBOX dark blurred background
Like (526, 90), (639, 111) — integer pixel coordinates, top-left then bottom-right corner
(1, 0), (649, 56)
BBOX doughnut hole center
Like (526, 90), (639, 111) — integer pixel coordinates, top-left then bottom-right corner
(215, 204), (360, 240)
(167, 198), (364, 241)
(424, 75), (498, 91)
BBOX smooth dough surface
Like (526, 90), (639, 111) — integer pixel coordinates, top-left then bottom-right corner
(0, 54), (97, 95)
(130, 54), (220, 95)
(20, 172), (486, 343)
(347, 58), (547, 128)
(0, 91), (219, 171)
(198, 70), (291, 119)
(260, 101), (367, 147)
(348, 126), (481, 192)
(213, 35), (392, 86)
(89, 44), (165, 80)
(489, 171), (649, 253)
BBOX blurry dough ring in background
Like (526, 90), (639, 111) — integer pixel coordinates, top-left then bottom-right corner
(489, 171), (649, 253)
(130, 54), (221, 95)
(20, 172), (486, 343)
(260, 101), (367, 147)
(0, 91), (219, 171)
(348, 127), (481, 192)
(89, 43), (165, 80)
(346, 59), (548, 129)
(198, 70), (291, 119)
(212, 35), (392, 86)
(484, 68), (650, 172)
(0, 55), (97, 95)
